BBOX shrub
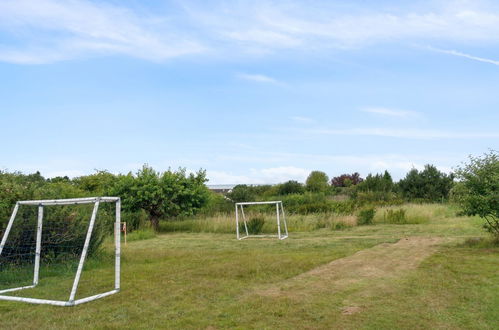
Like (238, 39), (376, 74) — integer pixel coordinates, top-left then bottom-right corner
(226, 185), (256, 203)
(357, 207), (375, 225)
(240, 217), (265, 235)
(385, 209), (407, 224)
(276, 180), (305, 195)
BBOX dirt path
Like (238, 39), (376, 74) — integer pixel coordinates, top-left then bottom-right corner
(257, 236), (445, 301)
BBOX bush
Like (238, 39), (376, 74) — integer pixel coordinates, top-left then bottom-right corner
(276, 180), (305, 195)
(384, 209), (407, 224)
(226, 185), (256, 203)
(280, 193), (355, 215)
(240, 217), (265, 235)
(454, 151), (499, 240)
(357, 207), (375, 225)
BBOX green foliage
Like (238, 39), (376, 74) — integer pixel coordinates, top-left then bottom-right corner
(276, 180), (305, 195)
(240, 216), (265, 235)
(280, 193), (355, 214)
(226, 184), (257, 203)
(454, 151), (499, 238)
(357, 207), (375, 225)
(305, 171), (330, 193)
(384, 209), (407, 224)
(199, 191), (233, 215)
(112, 165), (210, 230)
(73, 170), (118, 195)
(398, 165), (454, 201)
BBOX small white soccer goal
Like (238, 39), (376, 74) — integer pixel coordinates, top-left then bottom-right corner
(235, 201), (288, 240)
(0, 197), (121, 306)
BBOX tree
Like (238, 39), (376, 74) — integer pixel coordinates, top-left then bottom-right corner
(356, 170), (393, 192)
(73, 170), (118, 195)
(277, 180), (305, 195)
(113, 165), (209, 231)
(454, 151), (499, 239)
(353, 170), (395, 202)
(305, 171), (329, 193)
(398, 165), (454, 201)
(331, 173), (363, 187)
(226, 185), (256, 203)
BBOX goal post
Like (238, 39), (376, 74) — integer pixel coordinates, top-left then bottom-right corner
(0, 197), (121, 306)
(235, 201), (288, 240)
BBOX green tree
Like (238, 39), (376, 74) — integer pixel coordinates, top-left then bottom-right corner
(454, 151), (499, 239)
(356, 170), (394, 193)
(226, 185), (256, 203)
(73, 170), (118, 195)
(113, 165), (209, 231)
(277, 180), (305, 195)
(305, 171), (329, 193)
(398, 165), (454, 201)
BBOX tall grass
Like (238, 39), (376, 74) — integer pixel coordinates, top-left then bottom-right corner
(160, 212), (358, 233)
(374, 203), (457, 224)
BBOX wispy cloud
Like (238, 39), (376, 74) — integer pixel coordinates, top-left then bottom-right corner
(427, 46), (499, 66)
(188, 1), (499, 53)
(237, 73), (278, 84)
(362, 107), (420, 118)
(3, 1), (499, 64)
(0, 0), (205, 64)
(305, 128), (499, 139)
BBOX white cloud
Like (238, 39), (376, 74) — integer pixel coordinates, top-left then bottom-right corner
(427, 46), (499, 66)
(361, 107), (420, 118)
(237, 73), (278, 83)
(255, 166), (310, 183)
(0, 0), (205, 64)
(207, 171), (252, 184)
(208, 166), (309, 184)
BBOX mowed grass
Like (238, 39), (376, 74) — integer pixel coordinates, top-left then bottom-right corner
(0, 204), (497, 329)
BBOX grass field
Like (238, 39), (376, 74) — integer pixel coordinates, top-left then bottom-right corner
(0, 204), (498, 329)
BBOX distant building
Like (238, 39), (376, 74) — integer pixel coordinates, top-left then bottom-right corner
(207, 184), (236, 194)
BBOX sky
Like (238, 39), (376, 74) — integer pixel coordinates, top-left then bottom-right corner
(0, 0), (498, 184)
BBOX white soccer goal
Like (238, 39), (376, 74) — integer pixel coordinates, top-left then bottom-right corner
(0, 197), (121, 306)
(235, 201), (288, 240)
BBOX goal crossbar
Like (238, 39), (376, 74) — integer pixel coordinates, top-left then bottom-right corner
(235, 201), (288, 240)
(17, 196), (120, 206)
(0, 197), (121, 307)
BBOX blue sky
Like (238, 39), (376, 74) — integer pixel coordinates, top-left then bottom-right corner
(0, 0), (498, 184)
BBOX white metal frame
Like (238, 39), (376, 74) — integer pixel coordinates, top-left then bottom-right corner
(0, 197), (121, 306)
(235, 201), (288, 240)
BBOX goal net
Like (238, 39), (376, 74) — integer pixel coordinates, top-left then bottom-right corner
(235, 201), (288, 240)
(0, 197), (121, 306)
